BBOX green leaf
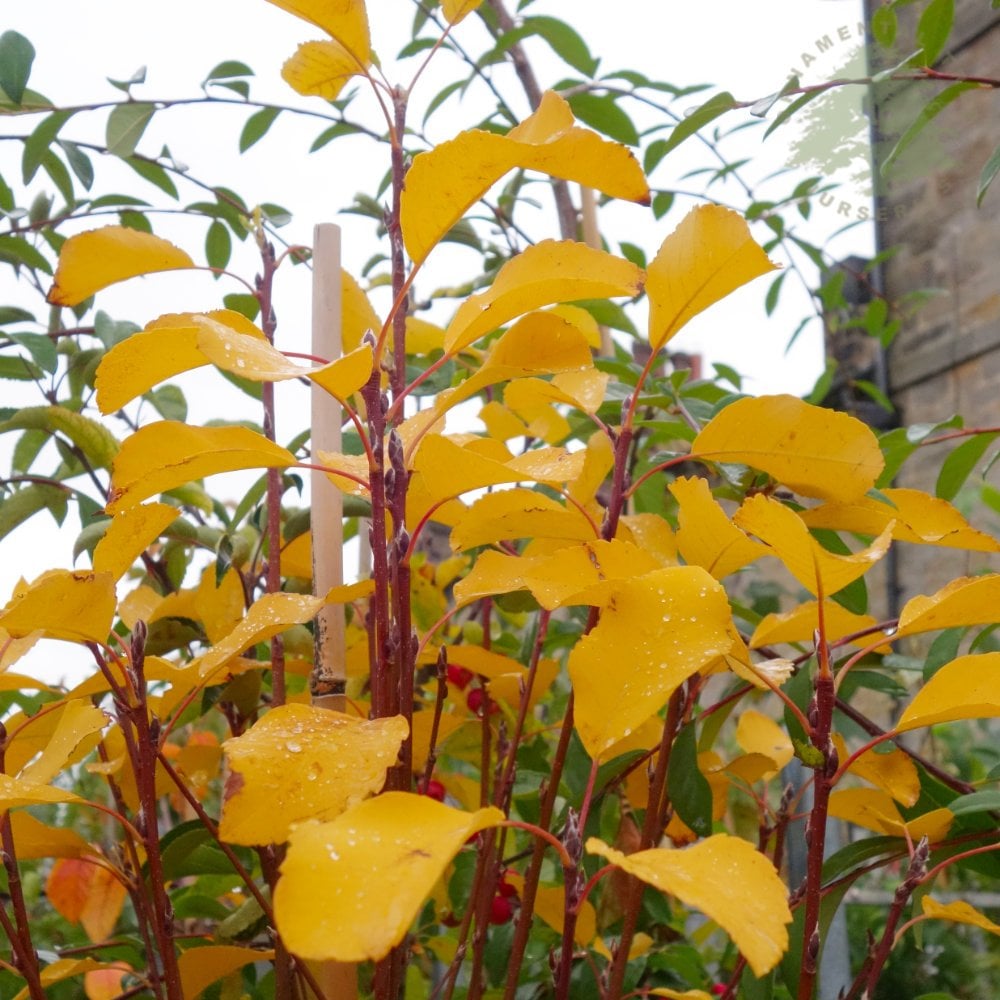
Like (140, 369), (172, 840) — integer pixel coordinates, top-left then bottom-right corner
(147, 385), (188, 422)
(667, 722), (712, 837)
(916, 0), (954, 65)
(223, 293), (260, 322)
(107, 66), (146, 93)
(565, 92), (638, 146)
(106, 102), (155, 157)
(57, 139), (94, 190)
(522, 16), (599, 76)
(0, 30), (35, 105)
(651, 190), (674, 220)
(947, 790), (1000, 817)
(935, 431), (999, 501)
(0, 356), (43, 381)
(0, 405), (119, 468)
(871, 6), (898, 47)
(6, 334), (55, 373)
(881, 82), (977, 177)
(205, 219), (232, 271)
(0, 483), (68, 543)
(658, 91), (736, 159)
(204, 60), (254, 84)
(0, 235), (52, 275)
(763, 89), (826, 140)
(123, 155), (179, 198)
(240, 107), (280, 153)
(923, 627), (966, 681)
(977, 142), (1000, 207)
(22, 110), (73, 183)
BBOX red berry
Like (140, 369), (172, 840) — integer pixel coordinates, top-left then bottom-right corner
(447, 665), (474, 690)
(422, 779), (446, 801)
(711, 986), (727, 997)
(489, 895), (514, 924)
(497, 878), (518, 899)
(466, 687), (498, 716)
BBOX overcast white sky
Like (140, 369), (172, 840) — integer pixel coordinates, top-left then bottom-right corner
(1, 0), (872, 681)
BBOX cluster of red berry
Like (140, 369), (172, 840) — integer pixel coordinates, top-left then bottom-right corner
(447, 664), (500, 717)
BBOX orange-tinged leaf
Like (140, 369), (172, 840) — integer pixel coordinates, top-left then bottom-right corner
(0, 570), (116, 642)
(827, 788), (953, 842)
(646, 206), (777, 350)
(92, 502), (179, 581)
(569, 567), (732, 757)
(18, 699), (106, 785)
(587, 834), (791, 976)
(107, 422), (295, 514)
(84, 964), (132, 1000)
(403, 92), (647, 265)
(196, 592), (324, 683)
(8, 812), (90, 859)
(48, 226), (195, 307)
(283, 39), (359, 100)
(0, 773), (82, 810)
(264, 0), (370, 62)
(178, 945), (275, 999)
(895, 575), (1000, 637)
(733, 494), (891, 596)
(444, 240), (643, 354)
(800, 488), (1000, 552)
(735, 709), (793, 774)
(831, 734), (919, 807)
(451, 488), (596, 551)
(693, 395), (884, 503)
(921, 897), (1000, 935)
(750, 600), (888, 651)
(275, 793), (504, 960)
(47, 857), (127, 942)
(12, 959), (129, 1000)
(220, 704), (407, 845)
(441, 0), (483, 22)
(895, 652), (1000, 732)
(670, 476), (767, 578)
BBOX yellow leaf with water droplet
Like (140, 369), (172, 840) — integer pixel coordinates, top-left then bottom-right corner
(92, 502), (178, 581)
(693, 395), (883, 503)
(0, 570), (116, 643)
(445, 241), (642, 354)
(18, 699), (106, 785)
(220, 704), (407, 845)
(275, 793), (504, 960)
(750, 600), (888, 652)
(48, 226), (194, 307)
(735, 709), (793, 776)
(895, 575), (1000, 638)
(108, 422), (295, 514)
(587, 833), (791, 976)
(800, 487), (1000, 552)
(404, 92), (648, 265)
(895, 652), (1000, 732)
(734, 494), (891, 597)
(831, 734), (919, 807)
(178, 944), (276, 1000)
(0, 774), (81, 811)
(264, 0), (370, 62)
(451, 488), (596, 551)
(646, 206), (776, 350)
(828, 788), (952, 842)
(196, 592), (324, 684)
(670, 476), (767, 579)
(569, 567), (732, 757)
(921, 897), (1000, 935)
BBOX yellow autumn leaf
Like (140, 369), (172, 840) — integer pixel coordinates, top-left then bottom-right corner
(441, 0), (483, 23)
(750, 600), (888, 651)
(178, 945), (276, 1000)
(264, 0), (370, 61)
(0, 570), (116, 643)
(503, 872), (597, 946)
(799, 488), (1000, 552)
(404, 92), (648, 265)
(0, 773), (82, 811)
(342, 267), (382, 352)
(735, 709), (793, 775)
(587, 834), (791, 976)
(410, 710), (465, 771)
(569, 567), (732, 758)
(12, 958), (128, 1000)
(18, 699), (106, 785)
(692, 395), (884, 503)
(107, 422), (295, 514)
(0, 628), (42, 670)
(895, 574), (1000, 638)
(647, 991), (715, 1000)
(195, 592), (325, 683)
(670, 476), (768, 578)
(7, 812), (90, 860)
(831, 733), (919, 807)
(827, 788), (953, 842)
(895, 652), (1000, 732)
(92, 502), (178, 581)
(283, 39), (359, 99)
(47, 226), (195, 307)
(921, 897), (1000, 935)
(275, 793), (504, 960)
(450, 488), (596, 551)
(646, 205), (777, 350)
(444, 240), (643, 354)
(734, 494), (892, 597)
(220, 705), (407, 845)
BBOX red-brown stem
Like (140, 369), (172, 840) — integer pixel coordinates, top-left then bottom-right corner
(259, 849), (297, 1000)
(419, 648), (449, 793)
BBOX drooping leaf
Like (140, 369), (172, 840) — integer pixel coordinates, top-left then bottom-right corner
(48, 226), (194, 306)
(587, 834), (791, 976)
(0, 773), (82, 811)
(921, 897), (1000, 936)
(569, 567), (732, 758)
(18, 699), (106, 785)
(646, 205), (776, 350)
(693, 395), (884, 503)
(263, 0), (371, 64)
(895, 575), (1000, 638)
(0, 405), (120, 468)
(750, 600), (886, 651)
(735, 710), (793, 775)
(7, 812), (90, 860)
(107, 422), (295, 514)
(827, 788), (953, 843)
(0, 570), (116, 643)
(47, 857), (127, 943)
(895, 653), (1000, 732)
(0, 30), (35, 104)
(275, 793), (504, 960)
(402, 91), (648, 265)
(220, 704), (408, 845)
(444, 240), (643, 354)
(178, 945), (276, 1000)
(92, 502), (179, 581)
(831, 734), (919, 807)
